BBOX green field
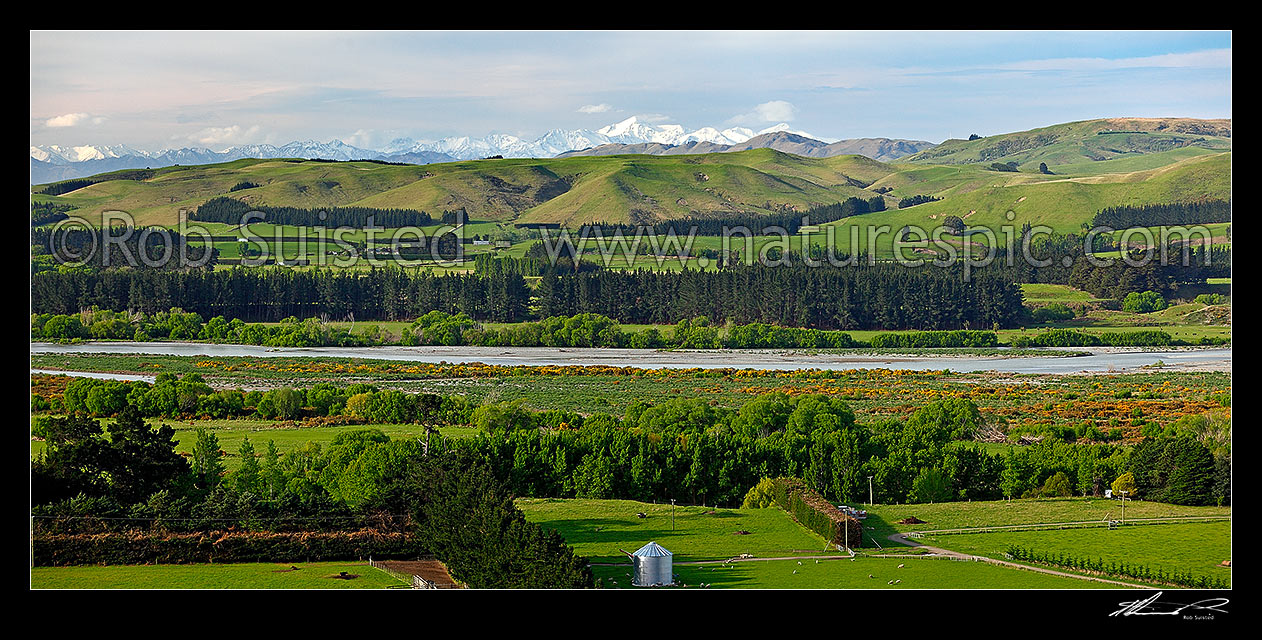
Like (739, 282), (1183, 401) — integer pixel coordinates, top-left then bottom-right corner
(1020, 283), (1099, 304)
(861, 497), (1231, 538)
(591, 556), (1120, 589)
(517, 498), (832, 564)
(30, 561), (402, 589)
(518, 498), (1133, 589)
(31, 417), (475, 470)
(917, 521), (1232, 585)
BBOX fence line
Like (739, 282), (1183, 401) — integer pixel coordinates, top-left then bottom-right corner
(368, 557), (445, 589)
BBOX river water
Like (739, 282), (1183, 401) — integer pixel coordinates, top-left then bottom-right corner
(30, 342), (1231, 375)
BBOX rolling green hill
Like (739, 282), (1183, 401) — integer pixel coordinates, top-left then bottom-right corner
(902, 117), (1231, 170)
(33, 151), (895, 228)
(31, 119), (1230, 231)
(814, 152), (1231, 257)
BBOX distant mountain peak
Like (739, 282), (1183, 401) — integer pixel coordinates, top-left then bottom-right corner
(31, 116), (860, 183)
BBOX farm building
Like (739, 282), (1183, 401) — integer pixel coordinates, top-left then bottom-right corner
(630, 541), (673, 587)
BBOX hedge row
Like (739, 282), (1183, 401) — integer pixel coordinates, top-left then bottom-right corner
(1005, 544), (1228, 589)
(1010, 329), (1178, 348)
(768, 477), (863, 548)
(33, 529), (428, 567)
(869, 330), (999, 349)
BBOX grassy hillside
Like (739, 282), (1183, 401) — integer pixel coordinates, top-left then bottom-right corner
(31, 119), (1230, 230)
(32, 159), (432, 227)
(816, 152), (1231, 257)
(33, 151), (892, 228)
(903, 117), (1231, 170)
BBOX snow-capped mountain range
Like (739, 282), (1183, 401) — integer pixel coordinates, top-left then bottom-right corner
(31, 117), (911, 184)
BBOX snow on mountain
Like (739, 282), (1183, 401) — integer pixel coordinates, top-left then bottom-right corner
(31, 144), (146, 164)
(721, 127), (755, 143)
(597, 117), (690, 145)
(756, 123), (837, 143)
(533, 129), (612, 156)
(679, 127), (755, 145)
(31, 117), (845, 184)
(276, 139), (377, 160)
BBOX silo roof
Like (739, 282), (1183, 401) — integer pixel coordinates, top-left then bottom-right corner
(632, 541), (673, 557)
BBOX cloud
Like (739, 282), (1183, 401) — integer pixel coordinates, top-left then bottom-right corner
(342, 129), (383, 148)
(726, 100), (799, 127)
(577, 103), (614, 114)
(753, 100), (797, 122)
(45, 113), (105, 128)
(185, 125), (262, 145)
(994, 48), (1232, 73)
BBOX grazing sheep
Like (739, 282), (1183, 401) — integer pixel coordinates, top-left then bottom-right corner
(898, 563), (905, 568)
(868, 574), (874, 579)
(895, 579), (902, 584)
(888, 580), (894, 585)
(792, 570), (797, 575)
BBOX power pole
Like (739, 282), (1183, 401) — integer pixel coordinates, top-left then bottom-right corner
(670, 498), (676, 531)
(867, 476), (874, 506)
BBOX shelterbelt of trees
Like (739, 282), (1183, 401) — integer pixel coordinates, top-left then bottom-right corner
(35, 375), (1230, 509)
(994, 234), (1228, 301)
(32, 263), (1026, 330)
(1091, 199), (1231, 229)
(33, 306), (1211, 349)
(191, 196), (435, 228)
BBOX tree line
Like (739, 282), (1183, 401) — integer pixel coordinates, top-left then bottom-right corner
(191, 196), (434, 228)
(537, 264), (1025, 330)
(32, 262), (1024, 330)
(1092, 199), (1231, 228)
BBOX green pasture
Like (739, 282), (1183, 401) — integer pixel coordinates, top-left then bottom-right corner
(591, 556), (1122, 589)
(517, 498), (831, 564)
(31, 561), (401, 589)
(917, 520), (1232, 585)
(32, 417), (476, 469)
(862, 497), (1231, 538)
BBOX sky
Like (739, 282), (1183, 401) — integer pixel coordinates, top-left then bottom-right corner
(29, 30), (1232, 152)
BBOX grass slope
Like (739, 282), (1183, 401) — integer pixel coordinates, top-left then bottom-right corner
(36, 151), (890, 228)
(30, 561), (401, 589)
(817, 153), (1231, 257)
(33, 125), (1229, 233)
(902, 118), (1231, 169)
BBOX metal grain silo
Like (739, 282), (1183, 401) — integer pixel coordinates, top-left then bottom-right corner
(630, 541), (673, 587)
